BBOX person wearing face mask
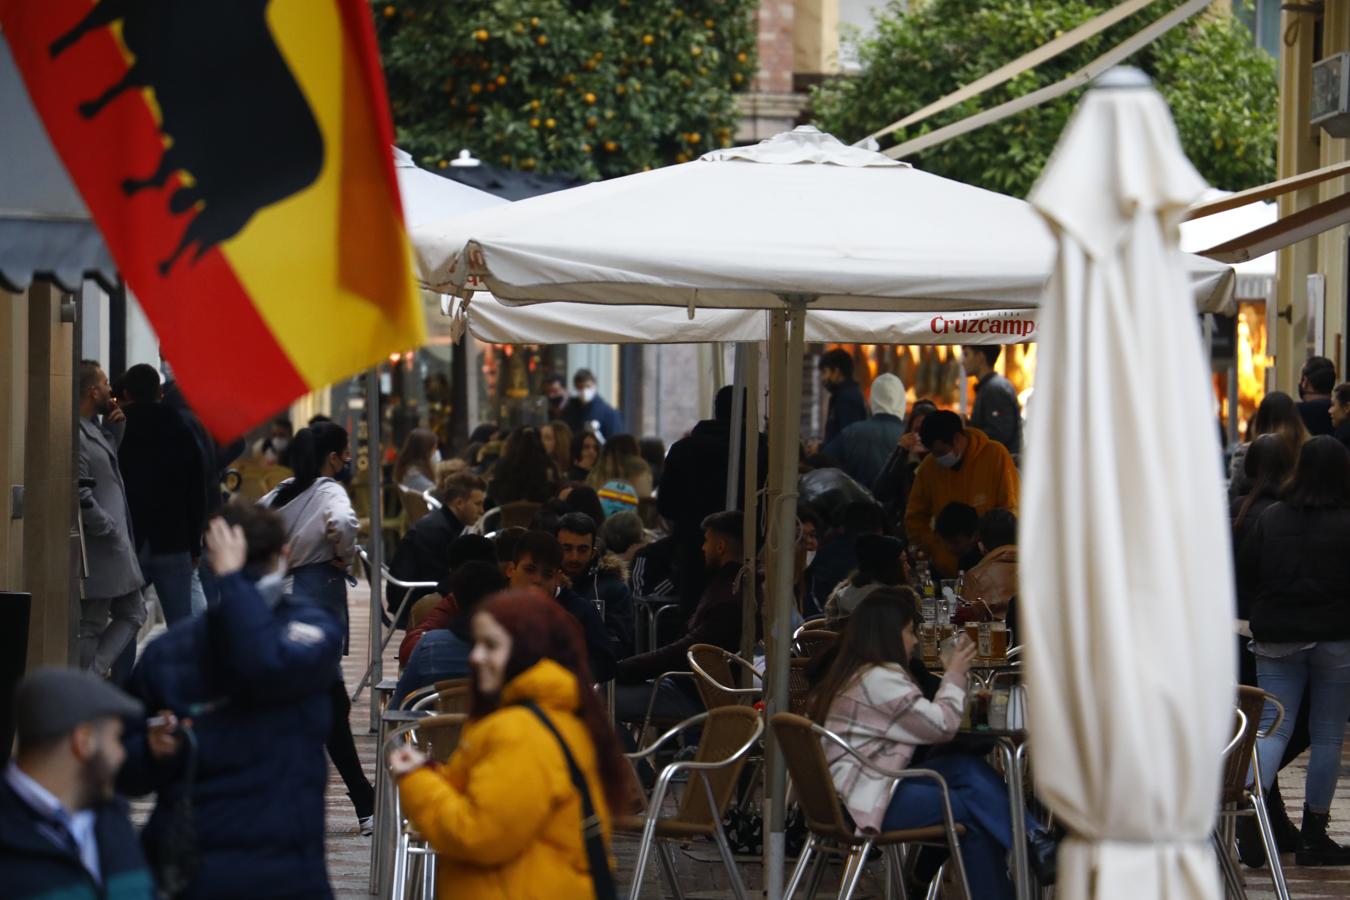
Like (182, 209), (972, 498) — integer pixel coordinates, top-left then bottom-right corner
(259, 423), (374, 834)
(542, 372), (569, 420)
(116, 506), (343, 898)
(559, 368), (623, 441)
(1, 668), (154, 900)
(904, 411), (1018, 579)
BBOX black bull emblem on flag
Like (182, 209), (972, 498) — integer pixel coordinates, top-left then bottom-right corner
(50, 0), (325, 275)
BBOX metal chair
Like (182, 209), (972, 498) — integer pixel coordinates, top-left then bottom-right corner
(398, 486), (433, 522)
(616, 706), (764, 900)
(793, 629), (839, 660)
(687, 643), (763, 710)
(384, 714), (468, 900)
(792, 617), (829, 642)
(770, 713), (971, 900)
(634, 594), (683, 654)
(788, 657), (814, 717)
(409, 681), (471, 715)
(1215, 690), (1288, 900)
(351, 544), (439, 703)
(1212, 708), (1252, 900)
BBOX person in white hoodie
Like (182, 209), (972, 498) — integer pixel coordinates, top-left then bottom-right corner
(822, 373), (906, 488)
(260, 422), (373, 834)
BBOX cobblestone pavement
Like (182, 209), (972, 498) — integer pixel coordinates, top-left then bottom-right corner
(142, 583), (1350, 897)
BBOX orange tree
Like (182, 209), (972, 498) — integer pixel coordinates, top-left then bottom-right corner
(372, 0), (758, 179)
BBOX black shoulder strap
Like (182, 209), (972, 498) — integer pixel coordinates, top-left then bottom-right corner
(520, 701), (617, 900)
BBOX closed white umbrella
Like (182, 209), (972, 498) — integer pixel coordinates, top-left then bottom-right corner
(1023, 67), (1235, 899)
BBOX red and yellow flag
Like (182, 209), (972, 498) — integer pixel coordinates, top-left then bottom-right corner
(1, 0), (425, 438)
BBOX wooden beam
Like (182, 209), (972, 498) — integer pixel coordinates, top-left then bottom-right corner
(1183, 160), (1350, 221)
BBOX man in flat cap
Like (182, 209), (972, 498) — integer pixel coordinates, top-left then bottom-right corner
(0, 667), (155, 899)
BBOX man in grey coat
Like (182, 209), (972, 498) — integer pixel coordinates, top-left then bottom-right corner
(77, 360), (146, 676)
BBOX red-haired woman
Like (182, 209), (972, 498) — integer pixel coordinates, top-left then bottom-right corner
(389, 590), (632, 899)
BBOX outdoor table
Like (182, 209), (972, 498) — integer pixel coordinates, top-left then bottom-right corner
(633, 594), (681, 654)
(371, 707), (431, 896)
(952, 724), (1033, 900)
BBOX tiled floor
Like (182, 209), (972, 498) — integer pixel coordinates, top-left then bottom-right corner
(140, 583), (1350, 897)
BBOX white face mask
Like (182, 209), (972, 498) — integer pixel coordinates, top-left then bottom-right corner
(271, 437), (289, 453)
(934, 452), (960, 469)
(580, 386), (597, 403)
(255, 562), (288, 609)
(431, 449), (442, 465)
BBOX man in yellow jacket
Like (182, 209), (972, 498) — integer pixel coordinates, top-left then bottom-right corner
(905, 411), (1019, 578)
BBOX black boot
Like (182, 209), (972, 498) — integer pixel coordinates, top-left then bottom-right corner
(1294, 805), (1350, 866)
(1027, 829), (1059, 886)
(1265, 781), (1300, 853)
(1235, 816), (1266, 868)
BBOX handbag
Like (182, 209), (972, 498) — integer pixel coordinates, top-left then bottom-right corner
(519, 701), (618, 900)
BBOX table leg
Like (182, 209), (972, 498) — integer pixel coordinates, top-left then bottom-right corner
(1000, 739), (1033, 900)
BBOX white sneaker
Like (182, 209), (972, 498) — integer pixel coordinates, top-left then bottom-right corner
(359, 815), (374, 837)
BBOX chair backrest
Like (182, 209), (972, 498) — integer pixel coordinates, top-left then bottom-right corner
(1222, 686), (1270, 804)
(409, 594), (442, 631)
(688, 643), (747, 710)
(410, 713), (467, 763)
(788, 658), (814, 717)
(770, 713), (855, 842)
(410, 680), (471, 715)
(794, 629), (838, 661)
(399, 486), (431, 522)
(672, 706), (762, 828)
(499, 500), (542, 529)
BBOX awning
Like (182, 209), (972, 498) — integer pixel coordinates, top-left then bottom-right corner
(0, 32), (116, 293)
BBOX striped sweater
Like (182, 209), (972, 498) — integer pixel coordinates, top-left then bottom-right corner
(822, 663), (966, 832)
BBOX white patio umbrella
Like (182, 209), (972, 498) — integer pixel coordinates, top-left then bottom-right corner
(1022, 68), (1235, 900)
(413, 124), (1235, 898)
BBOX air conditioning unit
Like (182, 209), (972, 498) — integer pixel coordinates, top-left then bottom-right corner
(1312, 52), (1350, 137)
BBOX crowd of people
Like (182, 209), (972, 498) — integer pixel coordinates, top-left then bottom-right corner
(25, 346), (1350, 898)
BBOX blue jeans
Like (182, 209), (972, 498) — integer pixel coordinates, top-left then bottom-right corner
(1254, 640), (1350, 812)
(882, 754), (1034, 900)
(140, 549), (195, 625)
(394, 630), (471, 705)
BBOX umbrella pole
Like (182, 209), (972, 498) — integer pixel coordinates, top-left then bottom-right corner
(763, 300), (806, 900)
(739, 342), (760, 668)
(365, 367), (384, 734)
(727, 345), (746, 511)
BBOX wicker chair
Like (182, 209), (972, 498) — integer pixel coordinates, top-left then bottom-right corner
(788, 658), (814, 717)
(793, 629), (839, 661)
(615, 706), (764, 900)
(687, 643), (762, 710)
(771, 713), (971, 900)
(385, 714), (468, 900)
(409, 680), (472, 716)
(1214, 689), (1288, 900)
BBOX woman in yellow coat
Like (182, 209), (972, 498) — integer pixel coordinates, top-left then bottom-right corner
(389, 589), (632, 899)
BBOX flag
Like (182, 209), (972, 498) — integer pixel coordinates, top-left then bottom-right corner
(1, 0), (425, 438)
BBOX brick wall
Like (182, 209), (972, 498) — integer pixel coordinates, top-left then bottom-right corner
(755, 1), (795, 94)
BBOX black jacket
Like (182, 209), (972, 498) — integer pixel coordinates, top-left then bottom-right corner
(970, 372), (1022, 455)
(1230, 488), (1279, 620)
(1298, 398), (1334, 437)
(387, 506), (467, 616)
(824, 380), (867, 444)
(0, 778), (154, 900)
(571, 553), (636, 658)
(1238, 501), (1350, 642)
(118, 402), (207, 555)
(556, 586), (618, 682)
(118, 573), (341, 900)
(658, 418), (768, 546)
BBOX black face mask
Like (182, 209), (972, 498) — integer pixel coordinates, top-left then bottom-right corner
(334, 460), (353, 484)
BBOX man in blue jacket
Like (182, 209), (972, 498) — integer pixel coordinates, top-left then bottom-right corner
(560, 368), (623, 441)
(1, 668), (155, 900)
(118, 504), (342, 900)
(818, 348), (868, 445)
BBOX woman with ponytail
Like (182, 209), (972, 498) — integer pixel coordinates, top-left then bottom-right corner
(390, 589), (633, 900)
(259, 422), (375, 833)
